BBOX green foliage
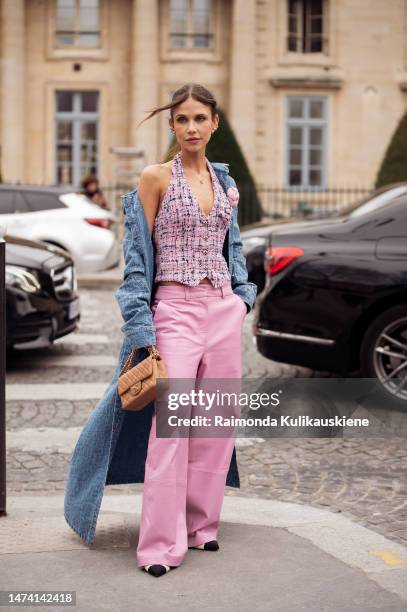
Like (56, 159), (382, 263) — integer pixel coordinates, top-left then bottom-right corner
(376, 111), (407, 188)
(163, 107), (262, 226)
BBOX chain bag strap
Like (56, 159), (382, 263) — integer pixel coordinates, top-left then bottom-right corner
(118, 345), (168, 411)
(119, 345), (160, 377)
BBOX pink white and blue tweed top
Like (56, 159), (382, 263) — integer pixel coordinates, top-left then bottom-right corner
(152, 151), (233, 288)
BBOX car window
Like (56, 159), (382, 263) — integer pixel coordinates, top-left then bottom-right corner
(14, 192), (31, 213)
(0, 191), (16, 214)
(348, 186), (407, 218)
(22, 191), (66, 212)
(350, 201), (407, 238)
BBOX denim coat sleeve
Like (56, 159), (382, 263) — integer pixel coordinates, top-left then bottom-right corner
(114, 190), (156, 350)
(225, 175), (258, 313)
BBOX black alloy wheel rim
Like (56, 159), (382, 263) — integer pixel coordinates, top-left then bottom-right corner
(373, 316), (407, 401)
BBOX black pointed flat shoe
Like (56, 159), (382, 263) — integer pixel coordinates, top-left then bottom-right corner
(189, 540), (219, 551)
(144, 564), (172, 577)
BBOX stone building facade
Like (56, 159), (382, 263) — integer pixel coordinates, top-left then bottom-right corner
(0, 0), (406, 213)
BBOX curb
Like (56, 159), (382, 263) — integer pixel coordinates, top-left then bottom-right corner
(77, 257), (124, 289)
(2, 493), (406, 603)
(77, 270), (122, 289)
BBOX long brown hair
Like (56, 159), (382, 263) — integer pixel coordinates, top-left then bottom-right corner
(138, 83), (218, 160)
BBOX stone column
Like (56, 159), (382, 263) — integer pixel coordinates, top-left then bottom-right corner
(130, 0), (159, 166)
(229, 0), (256, 169)
(1, 0), (25, 182)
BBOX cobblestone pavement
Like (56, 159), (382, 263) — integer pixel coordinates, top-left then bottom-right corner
(5, 288), (407, 548)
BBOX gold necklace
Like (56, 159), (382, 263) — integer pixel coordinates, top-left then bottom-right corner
(188, 169), (206, 184)
(193, 167), (208, 184)
(180, 153), (206, 184)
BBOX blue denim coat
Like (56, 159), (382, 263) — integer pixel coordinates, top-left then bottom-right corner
(64, 162), (257, 545)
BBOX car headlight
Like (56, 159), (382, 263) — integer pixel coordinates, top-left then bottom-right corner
(67, 265), (78, 293)
(242, 237), (267, 256)
(51, 264), (77, 293)
(5, 265), (41, 293)
(72, 266), (77, 292)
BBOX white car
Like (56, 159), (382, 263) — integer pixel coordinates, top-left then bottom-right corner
(0, 185), (120, 273)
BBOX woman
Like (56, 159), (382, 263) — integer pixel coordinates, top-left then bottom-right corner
(63, 83), (257, 576)
(81, 175), (108, 210)
(135, 83), (256, 577)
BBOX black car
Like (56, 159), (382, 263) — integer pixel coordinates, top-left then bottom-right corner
(254, 195), (407, 403)
(5, 234), (80, 350)
(243, 182), (407, 295)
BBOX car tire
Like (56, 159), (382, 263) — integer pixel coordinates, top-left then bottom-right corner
(360, 304), (407, 407)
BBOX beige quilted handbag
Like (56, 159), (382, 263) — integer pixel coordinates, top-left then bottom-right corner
(118, 345), (169, 411)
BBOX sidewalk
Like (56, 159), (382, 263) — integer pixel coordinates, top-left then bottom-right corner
(1, 493), (406, 611)
(76, 258), (124, 290)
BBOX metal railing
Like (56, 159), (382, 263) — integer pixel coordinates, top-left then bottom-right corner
(0, 179), (375, 229)
(251, 185), (374, 220)
(101, 183), (375, 234)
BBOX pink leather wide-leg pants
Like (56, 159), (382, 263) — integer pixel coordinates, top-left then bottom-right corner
(136, 281), (247, 568)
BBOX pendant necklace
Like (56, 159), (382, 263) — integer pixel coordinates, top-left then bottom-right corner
(192, 168), (205, 184)
(181, 153), (205, 183)
(196, 166), (207, 184)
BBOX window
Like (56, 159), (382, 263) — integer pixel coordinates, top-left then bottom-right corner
(14, 193), (31, 214)
(286, 97), (327, 188)
(288, 0), (325, 53)
(348, 186), (407, 219)
(169, 0), (213, 49)
(0, 192), (16, 215)
(22, 192), (66, 212)
(55, 0), (100, 48)
(55, 91), (99, 187)
(0, 192), (32, 214)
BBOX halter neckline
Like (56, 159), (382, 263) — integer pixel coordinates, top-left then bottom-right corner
(174, 152), (218, 219)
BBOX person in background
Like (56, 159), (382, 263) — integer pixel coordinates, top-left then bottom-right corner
(81, 175), (108, 210)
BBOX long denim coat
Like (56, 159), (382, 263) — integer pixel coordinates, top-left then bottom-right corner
(64, 161), (258, 545)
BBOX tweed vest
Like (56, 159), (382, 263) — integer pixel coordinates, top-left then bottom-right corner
(152, 152), (233, 288)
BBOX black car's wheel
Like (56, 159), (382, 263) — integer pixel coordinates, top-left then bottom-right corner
(360, 304), (407, 403)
